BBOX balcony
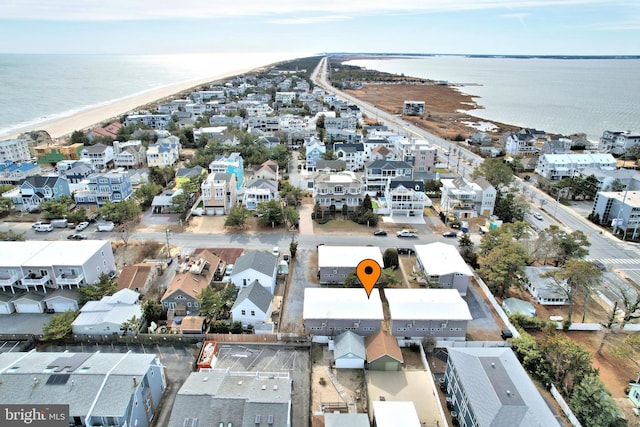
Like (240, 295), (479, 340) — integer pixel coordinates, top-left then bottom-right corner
(0, 273), (20, 287)
(56, 272), (85, 286)
(21, 273), (51, 287)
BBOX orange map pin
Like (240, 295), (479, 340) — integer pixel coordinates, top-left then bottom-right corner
(356, 259), (381, 298)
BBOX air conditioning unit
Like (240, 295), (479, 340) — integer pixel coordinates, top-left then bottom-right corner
(407, 323), (413, 328)
(353, 322), (359, 328)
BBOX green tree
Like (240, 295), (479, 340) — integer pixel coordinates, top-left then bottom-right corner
(142, 300), (166, 325)
(322, 149), (338, 160)
(289, 239), (298, 259)
(569, 374), (621, 427)
(98, 199), (141, 224)
(494, 192), (529, 223)
(78, 273), (117, 304)
(0, 230), (25, 241)
(383, 248), (399, 269)
(538, 225), (591, 266)
(279, 181), (305, 205)
(471, 158), (514, 189)
(379, 268), (399, 287)
(423, 179), (441, 197)
(503, 221), (531, 241)
(0, 197), (14, 216)
(256, 200), (286, 227)
(70, 130), (89, 145)
(134, 182), (162, 209)
(343, 271), (359, 288)
(42, 310), (79, 341)
(283, 205), (299, 227)
(619, 289), (640, 328)
(169, 192), (189, 216)
(540, 259), (602, 322)
(197, 286), (235, 322)
(120, 315), (140, 336)
(39, 195), (74, 220)
(148, 166), (176, 187)
(270, 144), (291, 170)
(478, 239), (529, 298)
(230, 321), (243, 334)
(66, 209), (87, 225)
(225, 206), (250, 228)
(509, 331), (550, 383)
(540, 332), (594, 396)
(607, 178), (627, 192)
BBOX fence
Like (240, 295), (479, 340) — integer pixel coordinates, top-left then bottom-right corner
(435, 340), (510, 349)
(550, 384), (582, 427)
(473, 275), (520, 338)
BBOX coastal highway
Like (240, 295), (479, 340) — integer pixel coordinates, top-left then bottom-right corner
(312, 56), (640, 304)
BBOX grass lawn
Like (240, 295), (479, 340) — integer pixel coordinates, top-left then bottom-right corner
(371, 200), (380, 209)
(435, 168), (450, 174)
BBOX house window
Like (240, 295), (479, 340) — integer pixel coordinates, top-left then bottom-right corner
(241, 310), (246, 315)
(251, 310), (255, 316)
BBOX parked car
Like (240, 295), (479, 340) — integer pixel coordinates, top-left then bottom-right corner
(396, 230), (417, 238)
(107, 270), (118, 280)
(96, 222), (115, 232)
(222, 264), (234, 283)
(34, 224), (53, 232)
(50, 219), (68, 228)
(283, 254), (290, 262)
(31, 221), (45, 228)
(75, 221), (89, 231)
(397, 247), (416, 255)
(533, 212), (543, 221)
(373, 230), (387, 236)
(67, 233), (87, 240)
(272, 246), (280, 257)
(442, 231), (457, 238)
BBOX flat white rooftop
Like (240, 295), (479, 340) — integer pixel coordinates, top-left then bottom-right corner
(385, 289), (472, 321)
(415, 242), (473, 276)
(373, 401), (421, 427)
(303, 288), (383, 320)
(318, 246), (383, 268)
(0, 240), (110, 267)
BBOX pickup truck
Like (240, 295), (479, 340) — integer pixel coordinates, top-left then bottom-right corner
(96, 222), (115, 232)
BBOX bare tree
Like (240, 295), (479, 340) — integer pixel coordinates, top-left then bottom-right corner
(619, 289), (640, 329)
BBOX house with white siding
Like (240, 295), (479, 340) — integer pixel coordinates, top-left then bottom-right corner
(414, 243), (474, 296)
(535, 153), (616, 181)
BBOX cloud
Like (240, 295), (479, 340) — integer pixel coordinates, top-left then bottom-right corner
(499, 13), (531, 19)
(268, 15), (352, 25)
(581, 15), (640, 30)
(0, 0), (627, 21)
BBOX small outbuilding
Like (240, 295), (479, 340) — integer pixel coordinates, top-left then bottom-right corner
(13, 292), (46, 313)
(332, 331), (366, 369)
(502, 297), (536, 318)
(0, 291), (24, 314)
(43, 289), (80, 313)
(365, 330), (404, 371)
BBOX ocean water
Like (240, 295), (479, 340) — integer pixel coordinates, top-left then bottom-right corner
(0, 52), (297, 138)
(345, 56), (640, 141)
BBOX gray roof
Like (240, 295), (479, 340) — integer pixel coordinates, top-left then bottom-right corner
(246, 178), (278, 192)
(447, 347), (561, 427)
(334, 331), (366, 360)
(333, 143), (364, 152)
(502, 297), (536, 317)
(82, 143), (109, 154)
(366, 159), (412, 170)
(315, 160), (346, 170)
(474, 176), (495, 190)
(42, 288), (80, 303)
(524, 266), (567, 300)
(176, 165), (205, 178)
(232, 280), (273, 313)
(168, 371), (291, 427)
(0, 351), (157, 417)
(233, 251), (278, 277)
(389, 179), (424, 192)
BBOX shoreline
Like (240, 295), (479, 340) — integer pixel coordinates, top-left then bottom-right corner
(4, 62), (279, 141)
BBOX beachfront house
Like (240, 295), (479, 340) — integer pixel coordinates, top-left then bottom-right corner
(599, 130), (640, 156)
(534, 153), (617, 181)
(0, 161), (41, 186)
(4, 175), (71, 212)
(0, 138), (31, 163)
(80, 143), (114, 169)
(74, 169), (133, 212)
(403, 101), (425, 116)
(243, 178), (279, 211)
(414, 243), (474, 296)
(112, 140), (146, 169)
(209, 152), (244, 189)
(364, 160), (414, 195)
(313, 171), (364, 215)
(201, 172), (236, 215)
(124, 113), (171, 129)
(146, 136), (181, 167)
(440, 177), (496, 218)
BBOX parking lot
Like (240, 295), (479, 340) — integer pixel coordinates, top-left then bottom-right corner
(215, 344), (310, 427)
(38, 342), (199, 427)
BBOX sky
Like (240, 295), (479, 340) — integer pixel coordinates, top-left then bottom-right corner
(0, 0), (638, 55)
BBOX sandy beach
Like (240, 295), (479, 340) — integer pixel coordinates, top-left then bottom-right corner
(7, 64), (274, 141)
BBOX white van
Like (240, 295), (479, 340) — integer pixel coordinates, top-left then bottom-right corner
(34, 224), (53, 232)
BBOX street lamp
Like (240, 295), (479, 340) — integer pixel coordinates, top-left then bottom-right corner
(165, 228), (171, 259)
(553, 188), (568, 218)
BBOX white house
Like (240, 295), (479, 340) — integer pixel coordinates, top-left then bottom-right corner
(72, 289), (142, 335)
(243, 178), (278, 211)
(230, 251), (278, 294)
(0, 240), (116, 294)
(385, 180), (431, 217)
(440, 177), (496, 218)
(80, 143), (114, 169)
(535, 153), (616, 181)
(523, 266), (569, 305)
(303, 288), (384, 338)
(0, 138), (31, 163)
(231, 279), (273, 329)
(385, 289), (472, 341)
(414, 243), (474, 296)
(317, 245), (384, 285)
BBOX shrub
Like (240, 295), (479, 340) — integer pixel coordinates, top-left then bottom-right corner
(509, 313), (553, 331)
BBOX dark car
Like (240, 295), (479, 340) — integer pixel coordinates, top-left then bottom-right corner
(591, 260), (607, 271)
(67, 233), (87, 240)
(442, 231), (457, 238)
(501, 330), (514, 340)
(373, 230), (387, 236)
(397, 247), (415, 255)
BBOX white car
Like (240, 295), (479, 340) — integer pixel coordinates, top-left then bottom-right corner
(533, 212), (543, 221)
(75, 221), (89, 231)
(222, 264), (234, 283)
(396, 230), (417, 238)
(272, 246), (280, 257)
